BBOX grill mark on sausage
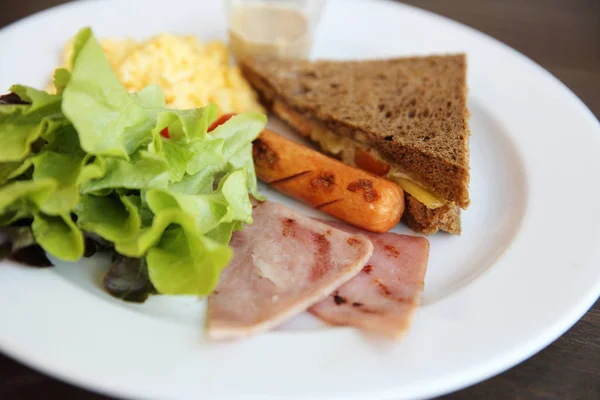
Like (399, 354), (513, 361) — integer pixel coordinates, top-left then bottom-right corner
(252, 138), (280, 168)
(347, 179), (380, 202)
(269, 170), (311, 186)
(311, 171), (336, 192)
(315, 199), (343, 209)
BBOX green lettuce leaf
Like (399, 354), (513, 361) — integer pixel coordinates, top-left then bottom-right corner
(156, 139), (193, 182)
(130, 85), (166, 109)
(114, 209), (183, 257)
(147, 105), (218, 182)
(146, 169), (252, 233)
(146, 190), (224, 234)
(126, 193), (154, 227)
(0, 85), (65, 162)
(32, 150), (84, 215)
(186, 113), (265, 198)
(211, 113), (266, 159)
(0, 179), (55, 214)
(226, 143), (263, 200)
(146, 224), (232, 295)
(62, 28), (155, 157)
(52, 68), (71, 95)
(0, 158), (32, 185)
(31, 212), (83, 261)
(151, 104), (217, 141)
(75, 194), (140, 242)
(185, 113), (265, 173)
(206, 221), (243, 245)
(68, 26), (92, 69)
(81, 151), (169, 193)
(43, 124), (82, 154)
(0, 210), (32, 227)
(168, 166), (222, 195)
(77, 155), (106, 185)
(185, 138), (226, 175)
(11, 85), (60, 110)
(218, 168), (253, 224)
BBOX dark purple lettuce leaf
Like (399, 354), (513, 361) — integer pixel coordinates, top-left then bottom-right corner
(103, 254), (156, 303)
(82, 231), (113, 258)
(0, 92), (29, 105)
(0, 226), (52, 267)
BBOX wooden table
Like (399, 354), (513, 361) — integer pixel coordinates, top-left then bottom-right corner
(1, 1), (599, 399)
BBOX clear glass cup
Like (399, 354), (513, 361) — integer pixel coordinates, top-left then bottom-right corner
(225, 0), (325, 60)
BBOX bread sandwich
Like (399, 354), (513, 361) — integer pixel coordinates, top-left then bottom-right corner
(240, 54), (470, 234)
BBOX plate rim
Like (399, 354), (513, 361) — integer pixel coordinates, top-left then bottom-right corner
(1, 0), (599, 399)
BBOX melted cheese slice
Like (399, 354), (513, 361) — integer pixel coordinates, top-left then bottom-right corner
(389, 177), (447, 209)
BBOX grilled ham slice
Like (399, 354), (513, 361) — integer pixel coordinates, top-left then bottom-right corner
(206, 201), (373, 340)
(310, 220), (429, 339)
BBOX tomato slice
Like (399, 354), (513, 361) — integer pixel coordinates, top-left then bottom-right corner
(160, 127), (170, 139)
(208, 113), (235, 132)
(354, 147), (391, 176)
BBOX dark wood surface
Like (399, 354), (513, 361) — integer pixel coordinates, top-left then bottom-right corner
(1, 1), (599, 399)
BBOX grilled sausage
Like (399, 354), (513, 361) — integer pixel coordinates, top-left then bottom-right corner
(253, 129), (404, 232)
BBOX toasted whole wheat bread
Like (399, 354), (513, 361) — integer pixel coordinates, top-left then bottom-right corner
(240, 54), (471, 209)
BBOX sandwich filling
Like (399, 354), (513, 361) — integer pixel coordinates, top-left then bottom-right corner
(273, 100), (448, 209)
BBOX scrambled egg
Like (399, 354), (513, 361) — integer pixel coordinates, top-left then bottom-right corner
(55, 33), (264, 114)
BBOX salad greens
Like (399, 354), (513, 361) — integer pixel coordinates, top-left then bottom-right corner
(103, 255), (156, 303)
(0, 27), (266, 299)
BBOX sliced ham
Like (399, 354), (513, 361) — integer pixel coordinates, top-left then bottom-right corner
(309, 220), (430, 339)
(206, 201), (374, 340)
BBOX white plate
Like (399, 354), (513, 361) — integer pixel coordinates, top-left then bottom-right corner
(1, 0), (599, 399)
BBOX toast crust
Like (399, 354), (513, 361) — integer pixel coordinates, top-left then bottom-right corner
(402, 194), (461, 235)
